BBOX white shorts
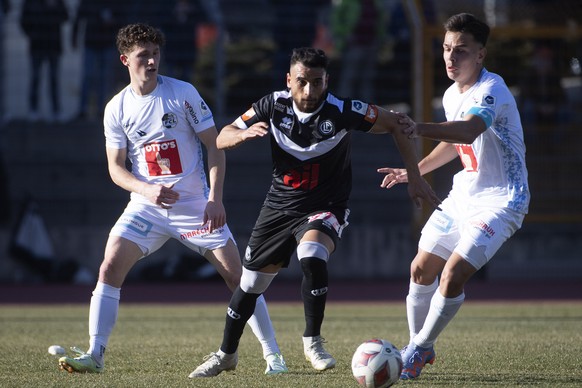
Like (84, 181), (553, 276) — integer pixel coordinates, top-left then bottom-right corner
(109, 197), (235, 258)
(418, 196), (525, 270)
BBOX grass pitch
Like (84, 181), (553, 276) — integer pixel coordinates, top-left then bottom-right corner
(1, 301), (581, 387)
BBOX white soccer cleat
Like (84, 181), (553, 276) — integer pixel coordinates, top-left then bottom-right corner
(58, 347), (103, 373)
(264, 353), (288, 375)
(188, 351), (238, 378)
(304, 336), (336, 371)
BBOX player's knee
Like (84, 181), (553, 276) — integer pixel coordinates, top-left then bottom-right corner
(297, 241), (329, 262)
(239, 267), (277, 294)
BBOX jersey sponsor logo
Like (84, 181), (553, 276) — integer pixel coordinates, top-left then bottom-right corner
(351, 100), (368, 115)
(318, 119), (334, 135)
(184, 100), (199, 124)
(274, 102), (285, 112)
(241, 107), (256, 121)
(429, 210), (453, 232)
(180, 225), (224, 240)
(162, 112), (178, 128)
(469, 219), (496, 239)
(144, 140), (183, 176)
(307, 211), (342, 235)
(364, 105), (378, 124)
(119, 214), (153, 236)
(455, 144), (478, 172)
(283, 163), (320, 190)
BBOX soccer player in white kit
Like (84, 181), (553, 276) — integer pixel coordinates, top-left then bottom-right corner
(378, 13), (530, 380)
(58, 23), (287, 376)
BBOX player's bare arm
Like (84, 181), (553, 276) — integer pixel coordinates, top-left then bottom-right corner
(378, 142), (458, 189)
(368, 108), (440, 209)
(106, 146), (179, 209)
(199, 126), (227, 231)
(405, 114), (486, 144)
(216, 115), (269, 150)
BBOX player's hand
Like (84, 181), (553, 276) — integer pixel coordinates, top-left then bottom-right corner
(144, 183), (179, 209)
(203, 200), (226, 233)
(377, 167), (408, 189)
(406, 174), (442, 210)
(241, 122), (269, 142)
(394, 113), (419, 139)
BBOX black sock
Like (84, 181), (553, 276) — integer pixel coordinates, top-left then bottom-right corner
(301, 257), (328, 337)
(220, 286), (260, 354)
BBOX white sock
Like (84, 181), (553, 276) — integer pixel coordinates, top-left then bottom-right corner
(406, 278), (438, 341)
(246, 294), (280, 358)
(88, 281), (120, 366)
(413, 289), (464, 348)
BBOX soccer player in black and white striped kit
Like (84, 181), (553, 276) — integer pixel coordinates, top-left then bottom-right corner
(190, 47), (440, 377)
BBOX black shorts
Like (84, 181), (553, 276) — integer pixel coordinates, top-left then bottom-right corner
(243, 205), (350, 270)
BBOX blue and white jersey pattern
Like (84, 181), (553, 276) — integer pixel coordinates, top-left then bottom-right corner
(442, 68), (530, 214)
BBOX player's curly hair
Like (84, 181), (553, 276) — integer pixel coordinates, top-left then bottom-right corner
(291, 47), (329, 70)
(116, 23), (165, 55)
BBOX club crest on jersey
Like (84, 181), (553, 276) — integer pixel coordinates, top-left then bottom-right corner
(318, 119), (334, 135)
(162, 112), (178, 128)
(351, 100), (368, 115)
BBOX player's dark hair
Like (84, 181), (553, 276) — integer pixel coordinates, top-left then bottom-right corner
(444, 13), (490, 47)
(116, 23), (165, 55)
(290, 47), (329, 70)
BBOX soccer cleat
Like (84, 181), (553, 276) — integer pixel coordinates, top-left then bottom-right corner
(188, 351), (238, 378)
(58, 347), (103, 373)
(264, 353), (288, 375)
(304, 336), (336, 371)
(400, 342), (436, 380)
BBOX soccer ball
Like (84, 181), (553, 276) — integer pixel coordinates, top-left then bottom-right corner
(351, 339), (403, 388)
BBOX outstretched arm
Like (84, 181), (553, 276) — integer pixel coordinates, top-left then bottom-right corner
(370, 108), (441, 209)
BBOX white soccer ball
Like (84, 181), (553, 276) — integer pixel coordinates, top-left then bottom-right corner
(351, 339), (403, 388)
(48, 345), (66, 356)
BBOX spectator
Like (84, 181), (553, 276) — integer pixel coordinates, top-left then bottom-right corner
(20, 0), (69, 122)
(72, 0), (123, 121)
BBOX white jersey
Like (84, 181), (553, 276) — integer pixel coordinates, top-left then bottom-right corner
(442, 68), (530, 214)
(104, 75), (215, 203)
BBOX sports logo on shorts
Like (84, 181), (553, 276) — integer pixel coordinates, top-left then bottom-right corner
(318, 120), (334, 135)
(162, 112), (178, 128)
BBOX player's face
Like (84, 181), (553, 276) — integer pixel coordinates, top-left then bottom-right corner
(121, 42), (161, 88)
(443, 31), (486, 92)
(287, 63), (328, 113)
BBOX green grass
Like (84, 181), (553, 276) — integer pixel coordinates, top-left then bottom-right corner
(1, 301), (581, 387)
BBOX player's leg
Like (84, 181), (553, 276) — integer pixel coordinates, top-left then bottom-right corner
(298, 230), (336, 371)
(406, 250), (444, 340)
(59, 236), (144, 373)
(204, 240), (285, 370)
(189, 266), (281, 378)
(59, 203), (166, 374)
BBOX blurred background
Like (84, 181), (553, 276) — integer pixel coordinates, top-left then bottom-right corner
(0, 0), (581, 286)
